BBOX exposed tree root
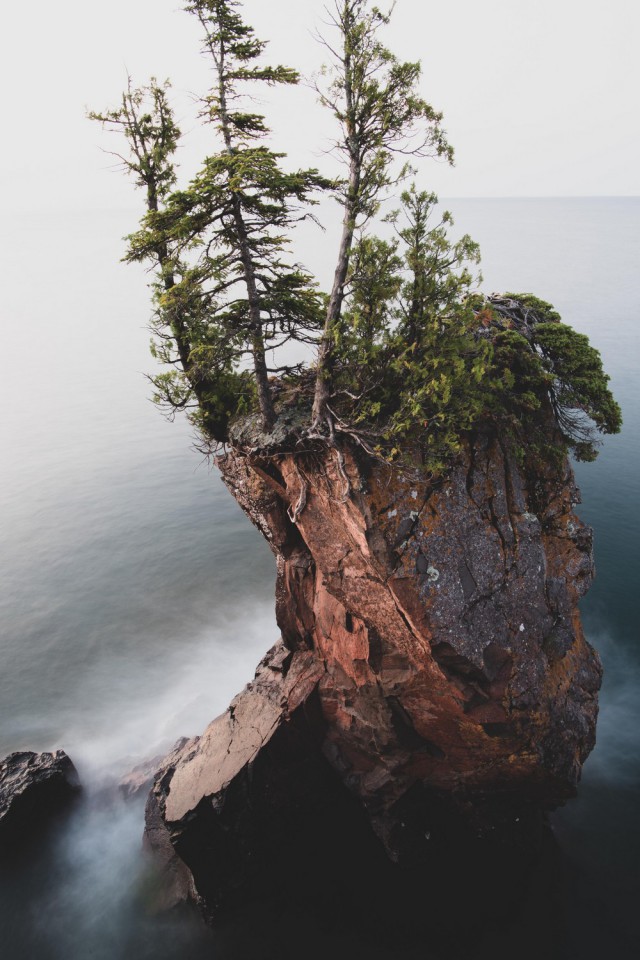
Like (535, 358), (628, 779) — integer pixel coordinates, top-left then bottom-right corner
(287, 459), (309, 523)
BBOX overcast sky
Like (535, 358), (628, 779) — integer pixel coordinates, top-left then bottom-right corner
(0, 0), (638, 214)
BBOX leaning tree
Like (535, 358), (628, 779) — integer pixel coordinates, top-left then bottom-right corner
(92, 0), (330, 441)
(310, 0), (454, 428)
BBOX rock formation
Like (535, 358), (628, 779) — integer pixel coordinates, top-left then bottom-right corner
(0, 750), (80, 856)
(145, 427), (601, 920)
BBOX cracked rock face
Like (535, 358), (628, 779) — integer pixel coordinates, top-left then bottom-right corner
(145, 433), (601, 913)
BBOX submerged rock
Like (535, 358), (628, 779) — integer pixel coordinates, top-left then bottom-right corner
(145, 432), (602, 919)
(0, 750), (80, 856)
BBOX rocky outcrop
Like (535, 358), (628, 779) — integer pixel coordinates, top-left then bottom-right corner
(0, 751), (80, 856)
(145, 429), (601, 916)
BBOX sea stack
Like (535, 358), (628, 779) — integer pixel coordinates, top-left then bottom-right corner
(144, 424), (601, 918)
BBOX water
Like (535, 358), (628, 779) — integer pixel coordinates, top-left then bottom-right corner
(0, 199), (638, 957)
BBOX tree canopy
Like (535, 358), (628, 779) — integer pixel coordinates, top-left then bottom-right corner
(91, 0), (621, 472)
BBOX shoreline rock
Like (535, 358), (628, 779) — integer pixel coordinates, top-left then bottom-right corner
(0, 750), (80, 857)
(144, 432), (602, 920)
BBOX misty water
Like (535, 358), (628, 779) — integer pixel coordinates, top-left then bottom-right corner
(0, 198), (638, 958)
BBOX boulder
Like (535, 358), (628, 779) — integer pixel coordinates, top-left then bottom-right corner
(0, 750), (80, 856)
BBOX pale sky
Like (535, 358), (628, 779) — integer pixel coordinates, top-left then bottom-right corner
(0, 0), (638, 214)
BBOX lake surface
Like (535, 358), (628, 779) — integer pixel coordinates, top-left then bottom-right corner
(0, 198), (638, 957)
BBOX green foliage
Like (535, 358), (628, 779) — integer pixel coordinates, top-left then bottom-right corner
(475, 295), (622, 464)
(89, 79), (180, 212)
(393, 185), (481, 347)
(501, 292), (561, 324)
(317, 1), (453, 221)
(386, 307), (492, 472)
(339, 235), (403, 362)
(311, 0), (454, 423)
(534, 323), (621, 437)
(91, 2), (621, 473)
(327, 192), (621, 472)
(330, 190), (488, 471)
(92, 1), (331, 442)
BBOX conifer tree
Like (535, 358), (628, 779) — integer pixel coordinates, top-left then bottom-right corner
(329, 188), (489, 466)
(342, 234), (403, 365)
(482, 295), (622, 462)
(311, 0), (453, 427)
(171, 0), (330, 430)
(92, 1), (330, 441)
(394, 185), (480, 347)
(89, 80), (232, 437)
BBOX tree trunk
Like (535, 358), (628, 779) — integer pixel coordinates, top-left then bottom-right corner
(311, 166), (359, 428)
(312, 18), (358, 430)
(229, 193), (276, 431)
(216, 49), (276, 432)
(145, 183), (199, 398)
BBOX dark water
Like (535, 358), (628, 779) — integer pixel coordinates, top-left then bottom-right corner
(0, 199), (638, 957)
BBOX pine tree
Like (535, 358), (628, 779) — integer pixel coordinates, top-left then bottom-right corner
(89, 80), (236, 439)
(332, 189), (490, 466)
(310, 0), (453, 428)
(393, 185), (480, 347)
(173, 0), (331, 430)
(92, 2), (330, 442)
(341, 236), (402, 359)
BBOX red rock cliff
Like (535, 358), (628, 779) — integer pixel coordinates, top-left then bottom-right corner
(145, 430), (601, 915)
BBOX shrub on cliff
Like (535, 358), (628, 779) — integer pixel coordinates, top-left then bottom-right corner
(484, 296), (622, 463)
